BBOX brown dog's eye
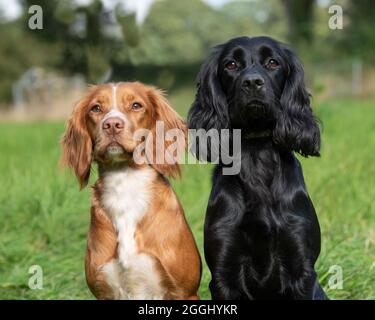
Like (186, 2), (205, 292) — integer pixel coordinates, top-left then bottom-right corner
(132, 102), (143, 110)
(265, 58), (279, 69)
(225, 61), (238, 71)
(90, 104), (102, 113)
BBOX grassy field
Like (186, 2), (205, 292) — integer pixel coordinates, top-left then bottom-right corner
(0, 89), (374, 300)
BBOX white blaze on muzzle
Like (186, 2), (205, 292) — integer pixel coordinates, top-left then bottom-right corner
(112, 83), (118, 109)
(101, 83), (128, 124)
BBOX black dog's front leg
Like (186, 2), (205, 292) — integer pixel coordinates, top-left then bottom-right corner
(204, 182), (250, 300)
(209, 277), (246, 300)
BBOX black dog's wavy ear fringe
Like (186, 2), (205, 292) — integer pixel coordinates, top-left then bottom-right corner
(273, 45), (321, 157)
(187, 45), (230, 162)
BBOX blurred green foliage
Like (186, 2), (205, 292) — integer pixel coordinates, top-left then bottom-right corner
(0, 21), (60, 102)
(115, 0), (284, 66)
(345, 0), (375, 61)
(0, 0), (374, 104)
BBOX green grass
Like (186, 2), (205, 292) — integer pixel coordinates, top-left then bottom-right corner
(0, 91), (374, 300)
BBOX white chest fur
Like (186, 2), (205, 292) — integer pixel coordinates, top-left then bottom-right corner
(100, 167), (165, 299)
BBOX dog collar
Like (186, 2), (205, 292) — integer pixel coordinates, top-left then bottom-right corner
(243, 129), (272, 140)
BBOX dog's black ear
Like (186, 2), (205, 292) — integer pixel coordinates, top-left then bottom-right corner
(187, 45), (230, 162)
(273, 45), (321, 157)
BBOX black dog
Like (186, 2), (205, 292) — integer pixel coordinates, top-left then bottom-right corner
(188, 36), (327, 300)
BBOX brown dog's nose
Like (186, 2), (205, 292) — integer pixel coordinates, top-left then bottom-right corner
(102, 117), (124, 135)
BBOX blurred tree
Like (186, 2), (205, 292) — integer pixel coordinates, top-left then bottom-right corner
(111, 0), (278, 67)
(221, 0), (287, 41)
(116, 10), (140, 47)
(23, 0), (105, 80)
(345, 0), (375, 60)
(84, 0), (103, 45)
(24, 0), (65, 41)
(282, 0), (315, 46)
(110, 0), (267, 88)
(113, 0), (225, 66)
(0, 21), (60, 103)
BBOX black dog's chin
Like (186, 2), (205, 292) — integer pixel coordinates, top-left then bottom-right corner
(245, 100), (269, 119)
(241, 98), (275, 121)
(229, 99), (276, 130)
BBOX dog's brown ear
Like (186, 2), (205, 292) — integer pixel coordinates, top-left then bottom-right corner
(146, 87), (186, 178)
(60, 98), (93, 189)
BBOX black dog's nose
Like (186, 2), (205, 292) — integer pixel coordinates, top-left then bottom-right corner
(242, 74), (265, 91)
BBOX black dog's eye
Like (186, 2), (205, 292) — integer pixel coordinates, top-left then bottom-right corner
(131, 102), (143, 110)
(225, 61), (238, 71)
(90, 104), (102, 113)
(265, 58), (279, 69)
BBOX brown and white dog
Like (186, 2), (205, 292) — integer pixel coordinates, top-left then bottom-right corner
(61, 82), (201, 300)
